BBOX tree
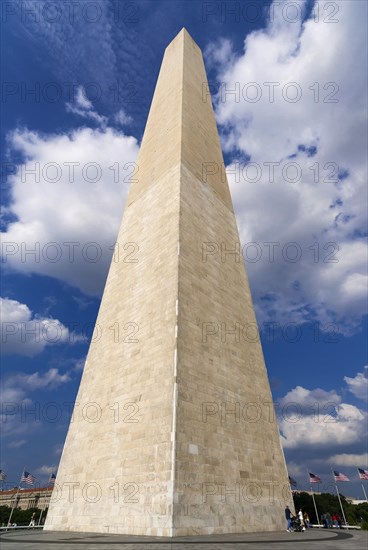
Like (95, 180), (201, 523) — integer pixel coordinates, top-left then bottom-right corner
(0, 505), (42, 526)
(292, 492), (368, 526)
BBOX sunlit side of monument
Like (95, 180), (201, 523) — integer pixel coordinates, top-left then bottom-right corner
(45, 28), (293, 536)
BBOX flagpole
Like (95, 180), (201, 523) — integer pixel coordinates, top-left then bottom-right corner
(38, 496), (46, 526)
(308, 470), (320, 526)
(7, 467), (25, 528)
(331, 468), (348, 529)
(310, 486), (320, 526)
(38, 500), (45, 526)
(37, 484), (46, 526)
(38, 479), (50, 526)
(357, 467), (368, 501)
(360, 482), (368, 502)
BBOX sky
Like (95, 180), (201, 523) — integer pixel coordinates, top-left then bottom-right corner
(1, 0), (367, 501)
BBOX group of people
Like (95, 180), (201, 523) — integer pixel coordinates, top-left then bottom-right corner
(285, 506), (344, 531)
(285, 506), (310, 532)
(321, 512), (342, 528)
(1, 512), (37, 530)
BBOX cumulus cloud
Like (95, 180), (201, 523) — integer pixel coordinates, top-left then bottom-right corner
(280, 401), (366, 450)
(208, 0), (367, 331)
(0, 367), (71, 437)
(278, 374), (367, 455)
(279, 385), (341, 415)
(277, 380), (368, 489)
(3, 0), (366, 337)
(0, 297), (81, 356)
(327, 453), (368, 467)
(344, 367), (368, 402)
(2, 124), (139, 295)
(1, 368), (71, 403)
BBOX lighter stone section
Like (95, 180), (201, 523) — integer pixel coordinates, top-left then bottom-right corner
(45, 28), (293, 537)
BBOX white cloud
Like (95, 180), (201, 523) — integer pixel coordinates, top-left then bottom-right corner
(2, 125), (139, 295)
(13, 0), (149, 114)
(72, 296), (93, 310)
(1, 368), (71, 403)
(286, 461), (304, 477)
(0, 297), (80, 356)
(278, 378), (367, 452)
(279, 385), (341, 415)
(71, 356), (86, 372)
(3, 0), (366, 336)
(278, 368), (368, 462)
(280, 401), (366, 450)
(13, 1), (118, 96)
(73, 86), (93, 110)
(209, 0), (367, 331)
(1, 367), (71, 437)
(327, 453), (368, 467)
(8, 369), (71, 391)
(344, 367), (368, 402)
(66, 88), (133, 128)
(114, 109), (133, 127)
(53, 443), (63, 456)
(66, 86), (108, 127)
(0, 385), (30, 405)
(206, 38), (234, 66)
(274, 375), (368, 481)
(35, 464), (57, 476)
(8, 439), (27, 449)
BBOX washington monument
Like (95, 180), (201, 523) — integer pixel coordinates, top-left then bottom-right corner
(45, 28), (292, 536)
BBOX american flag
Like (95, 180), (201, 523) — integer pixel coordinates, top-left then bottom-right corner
(358, 468), (368, 481)
(49, 473), (56, 484)
(21, 471), (35, 485)
(0, 470), (7, 481)
(334, 470), (350, 482)
(288, 475), (297, 488)
(309, 472), (322, 483)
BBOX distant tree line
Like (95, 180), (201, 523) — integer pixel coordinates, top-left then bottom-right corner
(0, 506), (48, 526)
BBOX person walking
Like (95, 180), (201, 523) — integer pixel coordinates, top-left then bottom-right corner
(325, 512), (332, 528)
(298, 509), (305, 531)
(285, 505), (292, 532)
(28, 513), (36, 529)
(303, 512), (310, 528)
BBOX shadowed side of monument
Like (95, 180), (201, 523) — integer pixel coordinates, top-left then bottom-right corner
(44, 28), (292, 536)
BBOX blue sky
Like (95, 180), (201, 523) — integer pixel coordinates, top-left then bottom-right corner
(1, 0), (367, 500)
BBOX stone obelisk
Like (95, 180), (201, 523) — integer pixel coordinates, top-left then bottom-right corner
(45, 28), (292, 536)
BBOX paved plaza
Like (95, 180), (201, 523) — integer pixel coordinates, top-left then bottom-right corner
(0, 528), (366, 550)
